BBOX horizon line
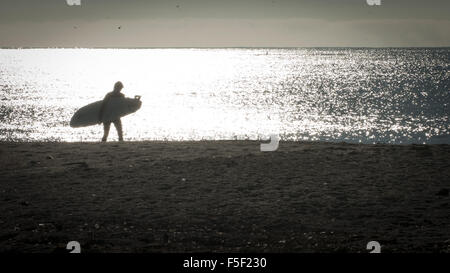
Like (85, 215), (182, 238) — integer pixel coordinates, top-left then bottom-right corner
(1, 46), (450, 49)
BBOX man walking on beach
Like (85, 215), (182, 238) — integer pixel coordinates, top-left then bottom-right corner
(99, 81), (125, 142)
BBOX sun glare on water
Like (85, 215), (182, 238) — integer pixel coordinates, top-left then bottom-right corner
(0, 48), (448, 144)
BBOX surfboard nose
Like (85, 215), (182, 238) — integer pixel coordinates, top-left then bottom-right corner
(130, 97), (142, 111)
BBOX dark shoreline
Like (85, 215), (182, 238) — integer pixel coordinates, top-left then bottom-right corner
(1, 141), (449, 253)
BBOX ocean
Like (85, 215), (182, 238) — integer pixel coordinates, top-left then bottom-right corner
(0, 48), (449, 144)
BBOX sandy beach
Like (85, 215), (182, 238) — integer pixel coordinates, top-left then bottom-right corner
(0, 141), (449, 253)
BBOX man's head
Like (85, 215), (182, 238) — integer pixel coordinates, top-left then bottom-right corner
(113, 81), (124, 92)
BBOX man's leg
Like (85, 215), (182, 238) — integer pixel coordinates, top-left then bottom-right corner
(113, 119), (123, 141)
(102, 122), (111, 142)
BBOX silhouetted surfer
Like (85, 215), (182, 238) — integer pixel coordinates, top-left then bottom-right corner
(99, 81), (125, 142)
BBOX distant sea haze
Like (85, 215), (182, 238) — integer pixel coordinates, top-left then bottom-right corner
(0, 48), (449, 144)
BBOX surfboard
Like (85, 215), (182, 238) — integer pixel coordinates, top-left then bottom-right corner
(70, 95), (142, 128)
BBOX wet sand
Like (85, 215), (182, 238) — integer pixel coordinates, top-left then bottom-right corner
(0, 141), (449, 253)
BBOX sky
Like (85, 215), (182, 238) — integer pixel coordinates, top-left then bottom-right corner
(0, 0), (449, 47)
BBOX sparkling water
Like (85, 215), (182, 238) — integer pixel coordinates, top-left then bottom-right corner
(0, 48), (449, 143)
